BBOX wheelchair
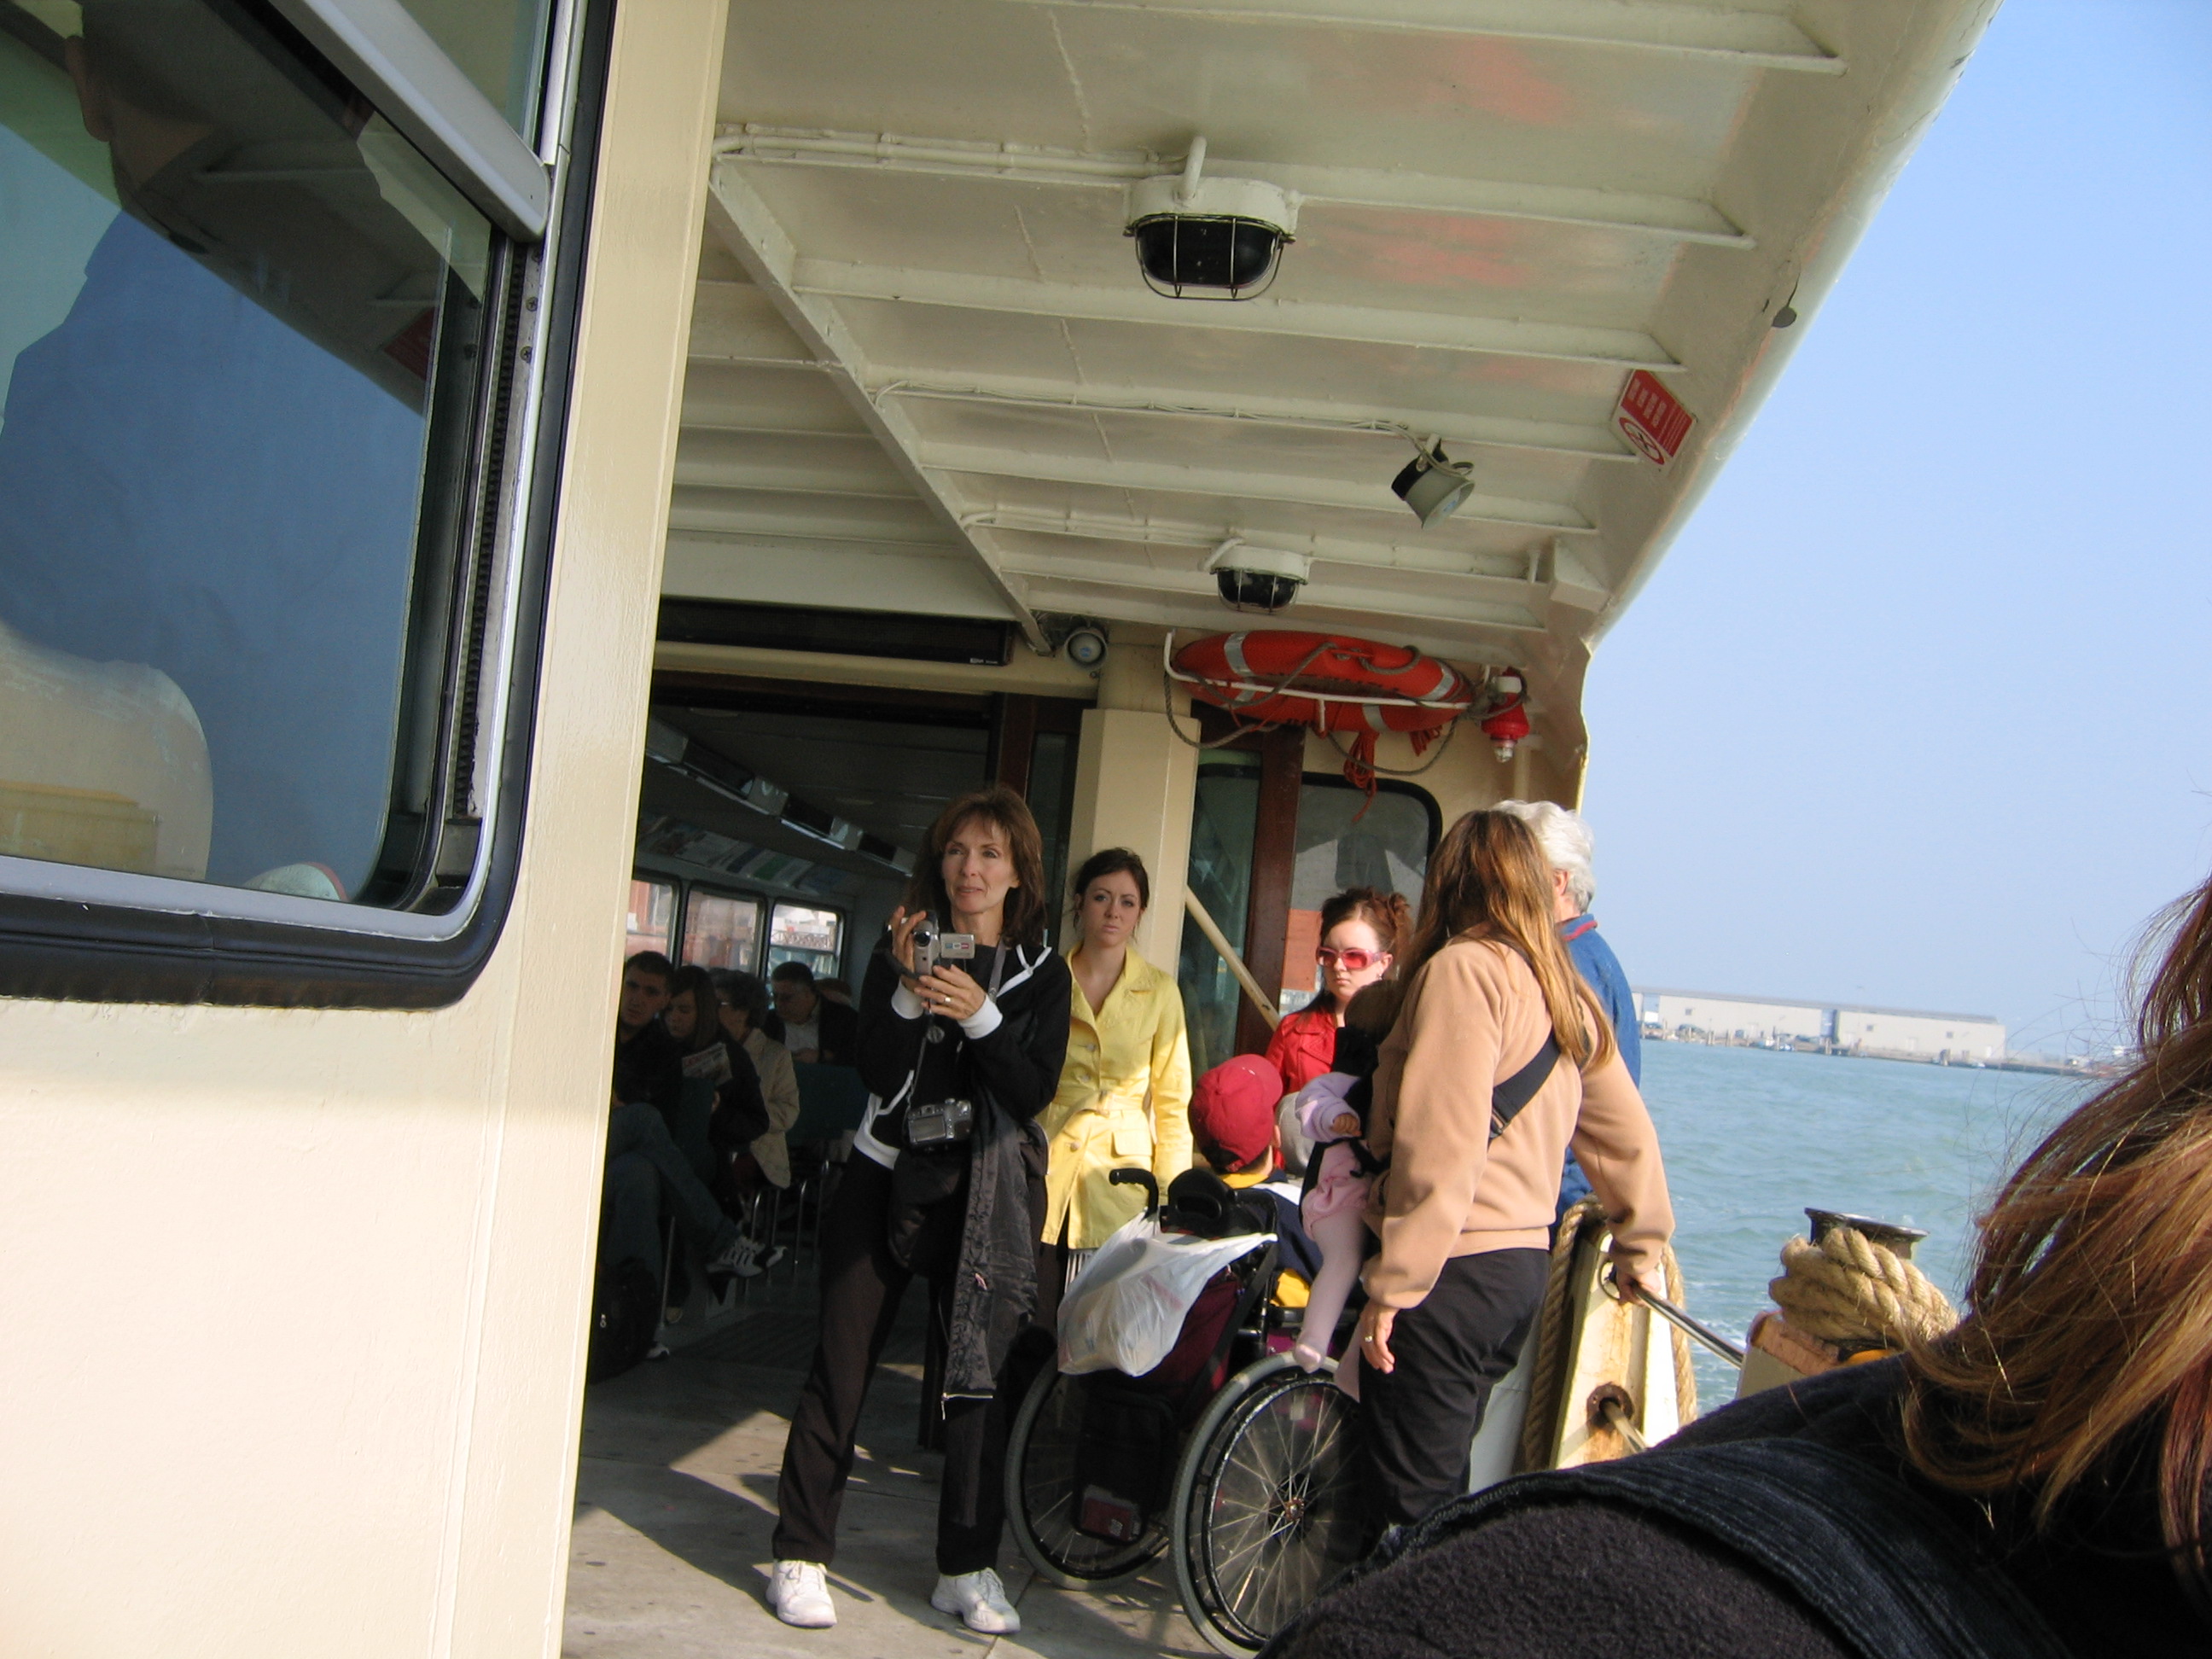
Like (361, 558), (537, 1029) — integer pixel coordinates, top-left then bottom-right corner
(1004, 1168), (1367, 1656)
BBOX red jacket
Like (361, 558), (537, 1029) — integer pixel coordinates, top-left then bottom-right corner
(1266, 1006), (1340, 1095)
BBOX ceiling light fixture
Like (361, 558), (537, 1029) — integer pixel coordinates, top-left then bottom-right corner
(1205, 537), (1311, 614)
(1126, 137), (1298, 301)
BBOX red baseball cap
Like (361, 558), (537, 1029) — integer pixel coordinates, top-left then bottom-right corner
(1190, 1054), (1284, 1174)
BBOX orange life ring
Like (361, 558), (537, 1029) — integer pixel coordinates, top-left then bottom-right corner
(1169, 631), (1477, 787)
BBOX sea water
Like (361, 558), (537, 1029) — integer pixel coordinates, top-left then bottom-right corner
(1639, 1041), (2097, 1406)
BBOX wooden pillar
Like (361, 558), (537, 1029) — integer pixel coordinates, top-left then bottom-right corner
(1235, 722), (1305, 1056)
(992, 693), (1039, 795)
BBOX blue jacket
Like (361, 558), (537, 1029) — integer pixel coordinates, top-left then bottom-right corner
(1563, 917), (1641, 1085)
(1557, 916), (1639, 1212)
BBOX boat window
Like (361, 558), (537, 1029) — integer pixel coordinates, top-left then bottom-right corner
(626, 876), (676, 960)
(0, 0), (603, 1004)
(680, 888), (760, 972)
(1278, 780), (1436, 1013)
(386, 0), (556, 137)
(1178, 753), (1436, 1076)
(1179, 753), (1264, 1078)
(767, 901), (842, 980)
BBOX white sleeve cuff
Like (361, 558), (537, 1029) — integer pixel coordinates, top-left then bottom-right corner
(891, 982), (927, 1021)
(959, 997), (1004, 1039)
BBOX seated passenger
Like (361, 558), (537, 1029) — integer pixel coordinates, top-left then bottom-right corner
(712, 969), (803, 1202)
(664, 965), (771, 1283)
(1188, 1054), (1324, 1291)
(765, 961), (859, 1063)
(1270, 868), (2212, 1659)
(602, 952), (754, 1293)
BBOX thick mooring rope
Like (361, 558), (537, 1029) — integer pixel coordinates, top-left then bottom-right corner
(1514, 1203), (1697, 1470)
(1515, 1199), (1600, 1475)
(1662, 1242), (1697, 1424)
(1767, 1226), (1956, 1347)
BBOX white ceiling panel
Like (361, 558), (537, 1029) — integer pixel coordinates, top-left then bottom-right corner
(677, 0), (2001, 732)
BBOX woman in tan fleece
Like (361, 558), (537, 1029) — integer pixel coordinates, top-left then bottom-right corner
(1353, 810), (1673, 1527)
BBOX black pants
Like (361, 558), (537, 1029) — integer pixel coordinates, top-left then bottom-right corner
(1360, 1248), (1549, 1528)
(774, 1154), (1030, 1575)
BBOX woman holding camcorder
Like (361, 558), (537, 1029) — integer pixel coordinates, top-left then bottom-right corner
(768, 786), (1073, 1638)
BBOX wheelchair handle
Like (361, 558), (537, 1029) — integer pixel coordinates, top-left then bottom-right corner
(1109, 1166), (1160, 1216)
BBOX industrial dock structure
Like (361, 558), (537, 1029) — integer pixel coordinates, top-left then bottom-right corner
(1636, 989), (2007, 1065)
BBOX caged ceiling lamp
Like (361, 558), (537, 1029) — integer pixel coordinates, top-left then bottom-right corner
(1125, 137), (1299, 300)
(1204, 538), (1310, 614)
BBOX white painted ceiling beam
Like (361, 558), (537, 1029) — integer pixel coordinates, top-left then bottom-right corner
(992, 0), (1842, 72)
(917, 442), (1597, 532)
(717, 126), (1750, 247)
(701, 164), (1049, 649)
(790, 259), (1677, 370)
(1001, 556), (1547, 634)
(870, 368), (1637, 462)
(964, 506), (1555, 593)
(667, 490), (953, 545)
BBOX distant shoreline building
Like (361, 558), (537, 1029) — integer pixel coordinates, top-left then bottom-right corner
(1633, 987), (2005, 1064)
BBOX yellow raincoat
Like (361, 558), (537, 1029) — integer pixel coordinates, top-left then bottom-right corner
(1039, 946), (1195, 1249)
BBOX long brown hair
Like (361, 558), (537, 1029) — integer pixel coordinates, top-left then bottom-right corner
(1400, 810), (1615, 1069)
(1307, 886), (1412, 1014)
(902, 785), (1049, 950)
(1905, 873), (2212, 1593)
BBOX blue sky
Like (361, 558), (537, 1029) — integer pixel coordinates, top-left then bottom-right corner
(1580, 1), (2212, 1054)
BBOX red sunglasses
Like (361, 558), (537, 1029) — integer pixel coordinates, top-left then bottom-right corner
(1316, 946), (1386, 971)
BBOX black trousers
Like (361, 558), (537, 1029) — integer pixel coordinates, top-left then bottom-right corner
(774, 1153), (1039, 1575)
(1360, 1248), (1549, 1528)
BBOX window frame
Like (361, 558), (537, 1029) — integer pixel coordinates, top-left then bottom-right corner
(0, 0), (614, 1009)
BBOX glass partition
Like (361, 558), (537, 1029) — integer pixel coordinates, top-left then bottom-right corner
(625, 876), (674, 960)
(1177, 752), (1261, 1079)
(767, 900), (842, 979)
(681, 888), (760, 972)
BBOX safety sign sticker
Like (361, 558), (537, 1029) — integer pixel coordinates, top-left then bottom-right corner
(1615, 370), (1694, 465)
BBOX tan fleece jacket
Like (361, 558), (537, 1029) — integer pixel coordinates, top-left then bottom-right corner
(1362, 932), (1673, 1310)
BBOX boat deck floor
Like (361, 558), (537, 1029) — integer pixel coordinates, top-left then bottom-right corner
(565, 1261), (1209, 1659)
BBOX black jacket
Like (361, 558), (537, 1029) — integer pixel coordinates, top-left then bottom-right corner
(1266, 1359), (2203, 1659)
(852, 940), (1071, 1160)
(853, 937), (1072, 1397)
(612, 1019), (683, 1115)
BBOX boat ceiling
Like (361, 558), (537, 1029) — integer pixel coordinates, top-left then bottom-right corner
(678, 0), (1996, 732)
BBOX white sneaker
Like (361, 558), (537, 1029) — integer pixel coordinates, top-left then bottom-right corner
(767, 1559), (835, 1628)
(932, 1568), (1021, 1635)
(709, 1236), (764, 1278)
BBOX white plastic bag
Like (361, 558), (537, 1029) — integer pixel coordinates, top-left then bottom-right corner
(1057, 1211), (1272, 1377)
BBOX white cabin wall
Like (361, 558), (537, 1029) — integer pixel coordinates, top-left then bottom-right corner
(0, 3), (730, 1654)
(1068, 626), (1199, 970)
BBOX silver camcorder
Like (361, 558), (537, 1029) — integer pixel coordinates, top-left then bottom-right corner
(905, 1097), (975, 1148)
(911, 920), (975, 977)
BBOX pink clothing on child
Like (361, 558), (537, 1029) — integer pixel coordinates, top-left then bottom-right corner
(1295, 1072), (1373, 1223)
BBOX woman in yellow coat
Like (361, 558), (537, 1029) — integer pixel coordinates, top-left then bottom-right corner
(1039, 847), (1196, 1272)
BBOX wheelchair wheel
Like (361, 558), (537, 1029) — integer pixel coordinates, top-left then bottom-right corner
(1172, 1354), (1365, 1656)
(1005, 1365), (1171, 1589)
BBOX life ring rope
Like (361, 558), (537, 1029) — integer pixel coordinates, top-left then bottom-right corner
(1161, 629), (1490, 791)
(1158, 633), (1476, 712)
